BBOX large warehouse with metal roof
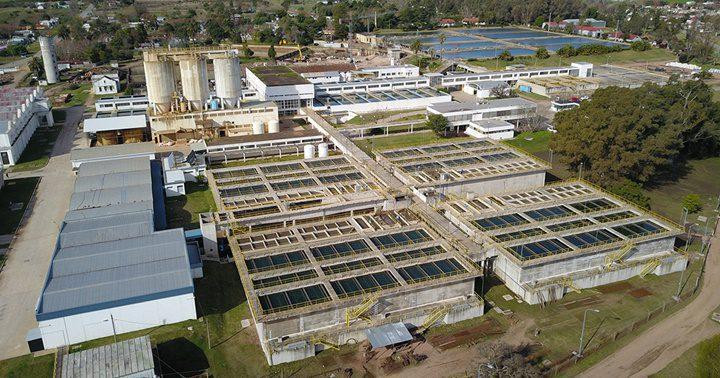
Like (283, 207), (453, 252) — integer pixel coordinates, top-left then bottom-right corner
(29, 156), (197, 351)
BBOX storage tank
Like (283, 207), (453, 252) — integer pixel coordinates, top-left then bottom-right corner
(144, 60), (176, 113)
(268, 120), (280, 133)
(213, 57), (242, 108)
(179, 57), (210, 111)
(318, 143), (329, 158)
(304, 144), (315, 159)
(252, 120), (264, 135)
(38, 36), (58, 84)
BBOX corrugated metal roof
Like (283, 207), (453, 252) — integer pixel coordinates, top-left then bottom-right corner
(70, 142), (156, 162)
(74, 170), (151, 192)
(37, 157), (195, 321)
(365, 322), (413, 349)
(39, 229), (193, 319)
(59, 211), (154, 248)
(69, 184), (152, 211)
(59, 336), (155, 378)
(77, 157), (150, 177)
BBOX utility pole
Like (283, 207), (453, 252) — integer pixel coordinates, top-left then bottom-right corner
(577, 309), (600, 357)
(110, 314), (117, 344)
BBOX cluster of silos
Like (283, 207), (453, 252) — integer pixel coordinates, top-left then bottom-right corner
(250, 120), (281, 135)
(304, 143), (329, 159)
(38, 36), (58, 84)
(144, 50), (247, 114)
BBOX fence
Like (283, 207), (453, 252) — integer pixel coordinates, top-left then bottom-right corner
(549, 288), (695, 375)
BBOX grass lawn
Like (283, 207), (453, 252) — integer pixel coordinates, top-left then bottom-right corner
(651, 337), (703, 377)
(9, 126), (62, 172)
(354, 131), (471, 157)
(467, 48), (676, 71)
(0, 353), (54, 378)
(56, 83), (92, 108)
(165, 181), (217, 229)
(0, 177), (39, 235)
(344, 110), (425, 126)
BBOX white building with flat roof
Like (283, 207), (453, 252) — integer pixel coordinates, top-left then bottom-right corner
(245, 66), (315, 115)
(0, 86), (54, 166)
(465, 119), (515, 140)
(427, 98), (537, 131)
(355, 65), (420, 80)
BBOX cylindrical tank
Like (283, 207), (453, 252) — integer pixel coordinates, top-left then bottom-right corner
(252, 120), (264, 135)
(213, 57), (242, 107)
(268, 120), (280, 133)
(210, 99), (219, 110)
(318, 143), (329, 158)
(144, 60), (175, 113)
(304, 145), (315, 159)
(179, 58), (210, 111)
(38, 36), (58, 84)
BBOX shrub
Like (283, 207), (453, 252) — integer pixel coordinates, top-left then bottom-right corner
(498, 50), (513, 61)
(631, 40), (651, 51)
(682, 194), (703, 214)
(556, 44), (576, 57)
(535, 47), (550, 59)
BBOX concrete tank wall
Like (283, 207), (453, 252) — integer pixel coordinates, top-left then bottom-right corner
(214, 57), (242, 106)
(179, 58), (210, 110)
(38, 36), (58, 84)
(144, 60), (176, 113)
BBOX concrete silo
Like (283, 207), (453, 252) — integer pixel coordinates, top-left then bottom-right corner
(38, 36), (58, 84)
(179, 57), (210, 111)
(213, 56), (242, 109)
(143, 56), (176, 114)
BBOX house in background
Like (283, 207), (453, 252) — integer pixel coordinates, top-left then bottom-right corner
(91, 72), (120, 95)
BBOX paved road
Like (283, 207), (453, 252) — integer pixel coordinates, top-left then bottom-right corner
(581, 225), (720, 377)
(0, 106), (83, 360)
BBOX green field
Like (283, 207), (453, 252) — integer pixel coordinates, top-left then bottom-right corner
(0, 353), (54, 378)
(9, 126), (62, 172)
(165, 181), (218, 229)
(60, 83), (92, 108)
(0, 177), (39, 235)
(467, 48), (676, 71)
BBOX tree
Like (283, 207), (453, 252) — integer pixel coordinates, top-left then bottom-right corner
(609, 180), (651, 209)
(631, 40), (651, 51)
(498, 49), (513, 61)
(243, 44), (254, 58)
(682, 194), (703, 214)
(267, 44), (276, 62)
(556, 44), (576, 57)
(535, 47), (550, 59)
(475, 342), (540, 378)
(426, 114), (449, 137)
(410, 39), (422, 55)
(549, 81), (720, 185)
(438, 32), (446, 60)
(28, 57), (44, 78)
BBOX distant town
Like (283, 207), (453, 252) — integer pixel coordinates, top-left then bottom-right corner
(0, 0), (718, 377)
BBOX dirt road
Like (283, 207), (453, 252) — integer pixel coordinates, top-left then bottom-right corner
(581, 225), (720, 377)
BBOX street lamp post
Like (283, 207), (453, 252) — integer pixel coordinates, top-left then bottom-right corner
(578, 162), (584, 180)
(578, 309), (600, 357)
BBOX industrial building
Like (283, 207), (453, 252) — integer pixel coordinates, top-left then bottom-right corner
(375, 139), (548, 195)
(30, 156), (197, 350)
(84, 109), (148, 145)
(91, 72), (121, 95)
(245, 65), (315, 115)
(427, 98), (538, 131)
(39, 36), (58, 84)
(440, 181), (685, 304)
(0, 86), (54, 166)
(516, 76), (599, 98)
(465, 119), (516, 140)
(95, 95), (149, 112)
(200, 151), (483, 365)
(439, 62), (593, 88)
(142, 48), (280, 141)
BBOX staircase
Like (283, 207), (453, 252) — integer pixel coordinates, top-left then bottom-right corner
(417, 306), (450, 334)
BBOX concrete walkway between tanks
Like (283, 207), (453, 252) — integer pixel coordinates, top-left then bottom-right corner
(580, 223), (720, 377)
(0, 106), (84, 360)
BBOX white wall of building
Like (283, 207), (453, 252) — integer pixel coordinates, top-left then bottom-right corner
(38, 293), (197, 349)
(92, 76), (120, 95)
